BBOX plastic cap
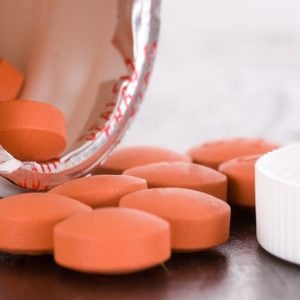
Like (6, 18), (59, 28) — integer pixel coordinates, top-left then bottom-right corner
(256, 143), (300, 264)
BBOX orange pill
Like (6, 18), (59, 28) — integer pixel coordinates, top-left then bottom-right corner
(188, 138), (278, 169)
(94, 146), (191, 174)
(54, 208), (171, 274)
(0, 59), (24, 101)
(218, 154), (260, 207)
(123, 161), (227, 201)
(0, 100), (67, 161)
(49, 175), (148, 208)
(0, 193), (91, 255)
(120, 188), (231, 251)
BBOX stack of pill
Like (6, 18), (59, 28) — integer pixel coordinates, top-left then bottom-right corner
(189, 138), (279, 207)
(0, 58), (279, 274)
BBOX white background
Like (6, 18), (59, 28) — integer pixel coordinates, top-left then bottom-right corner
(124, 0), (300, 152)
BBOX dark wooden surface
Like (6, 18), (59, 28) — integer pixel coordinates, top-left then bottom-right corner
(0, 208), (299, 300)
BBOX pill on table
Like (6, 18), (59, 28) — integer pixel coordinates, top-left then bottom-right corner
(0, 59), (24, 101)
(54, 207), (171, 274)
(188, 138), (278, 169)
(49, 175), (148, 208)
(0, 99), (67, 161)
(0, 193), (91, 255)
(218, 154), (260, 207)
(120, 188), (231, 251)
(94, 146), (191, 174)
(123, 161), (227, 201)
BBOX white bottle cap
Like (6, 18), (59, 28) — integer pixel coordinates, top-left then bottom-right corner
(256, 143), (300, 264)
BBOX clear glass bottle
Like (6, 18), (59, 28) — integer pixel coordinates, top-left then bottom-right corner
(0, 0), (161, 195)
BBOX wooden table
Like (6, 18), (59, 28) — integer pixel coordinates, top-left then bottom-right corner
(0, 208), (298, 300)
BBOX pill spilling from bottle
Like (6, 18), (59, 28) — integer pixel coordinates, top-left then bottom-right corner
(0, 58), (280, 274)
(0, 59), (67, 162)
(0, 99), (67, 162)
(0, 136), (278, 273)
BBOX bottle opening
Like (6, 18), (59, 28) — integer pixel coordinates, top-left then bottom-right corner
(0, 0), (160, 192)
(0, 0), (133, 150)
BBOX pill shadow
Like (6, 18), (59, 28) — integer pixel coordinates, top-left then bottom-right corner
(230, 205), (256, 222)
(0, 206), (251, 300)
(52, 249), (227, 300)
(0, 249), (227, 300)
(0, 253), (56, 300)
(165, 250), (228, 288)
(230, 206), (256, 234)
(0, 206), (252, 300)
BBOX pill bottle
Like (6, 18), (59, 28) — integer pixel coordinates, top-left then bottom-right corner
(0, 0), (160, 195)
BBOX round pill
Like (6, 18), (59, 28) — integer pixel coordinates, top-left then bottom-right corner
(54, 208), (171, 274)
(0, 59), (24, 101)
(123, 162), (227, 201)
(120, 188), (231, 251)
(94, 146), (191, 174)
(0, 193), (91, 255)
(0, 100), (67, 161)
(218, 154), (260, 207)
(188, 138), (278, 169)
(49, 175), (148, 208)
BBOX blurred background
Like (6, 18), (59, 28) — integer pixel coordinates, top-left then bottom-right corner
(124, 0), (300, 151)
